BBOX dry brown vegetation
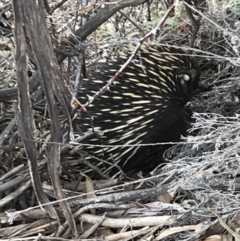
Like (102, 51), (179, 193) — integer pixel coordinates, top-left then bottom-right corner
(1, 0), (240, 240)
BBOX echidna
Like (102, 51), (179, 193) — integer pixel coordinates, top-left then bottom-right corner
(73, 44), (200, 175)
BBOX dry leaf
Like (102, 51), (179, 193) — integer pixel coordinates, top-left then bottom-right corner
(204, 234), (233, 241)
(212, 211), (240, 241)
(155, 225), (197, 240)
(157, 192), (171, 203)
(232, 212), (240, 227)
(97, 228), (114, 238)
(82, 173), (95, 214)
(204, 234), (222, 241)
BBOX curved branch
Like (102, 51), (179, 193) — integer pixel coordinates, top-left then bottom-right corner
(58, 0), (148, 63)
